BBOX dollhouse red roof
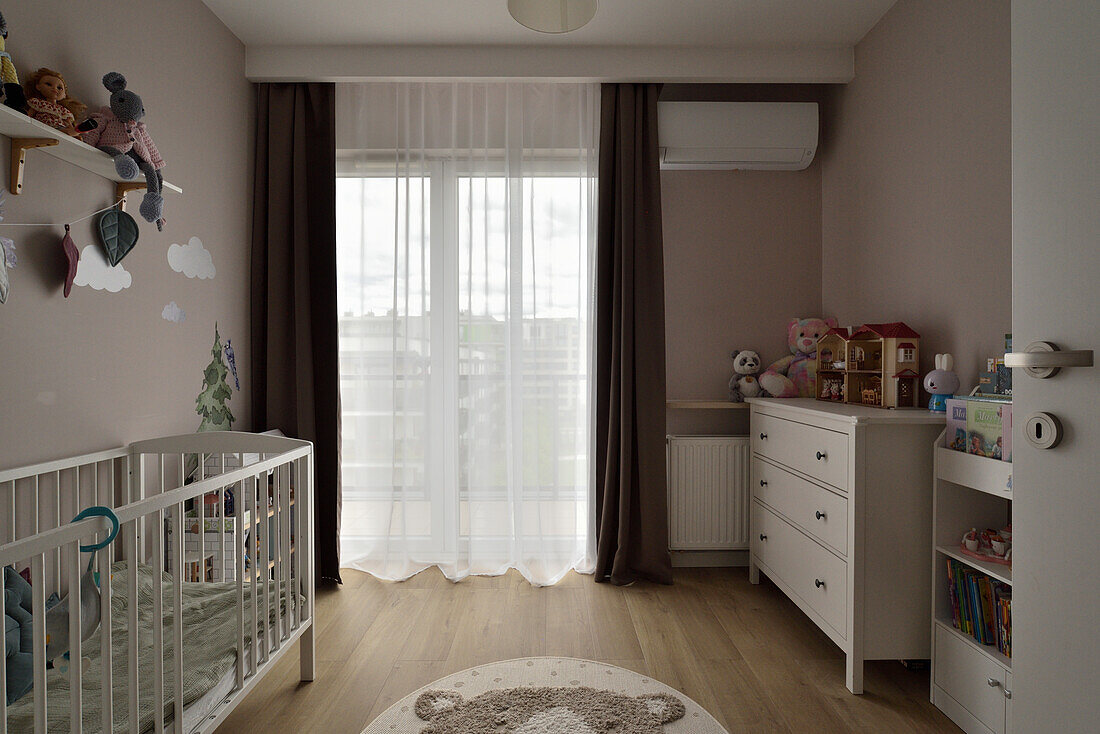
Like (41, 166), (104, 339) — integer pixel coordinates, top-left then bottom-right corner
(821, 328), (851, 340)
(851, 322), (920, 340)
(898, 342), (916, 349)
(893, 368), (920, 378)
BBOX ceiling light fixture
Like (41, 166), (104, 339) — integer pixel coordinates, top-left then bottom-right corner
(508, 0), (597, 34)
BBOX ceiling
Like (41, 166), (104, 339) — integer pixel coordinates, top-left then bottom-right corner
(201, 0), (896, 48)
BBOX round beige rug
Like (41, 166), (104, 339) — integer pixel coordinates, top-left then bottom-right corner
(363, 657), (729, 734)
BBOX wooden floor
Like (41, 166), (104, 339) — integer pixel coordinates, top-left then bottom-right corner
(220, 566), (960, 733)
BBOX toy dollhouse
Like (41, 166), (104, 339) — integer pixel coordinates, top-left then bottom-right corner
(816, 322), (921, 408)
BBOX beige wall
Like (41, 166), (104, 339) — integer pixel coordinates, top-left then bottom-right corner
(0, 2), (251, 467)
(821, 0), (1011, 391)
(663, 167), (822, 434)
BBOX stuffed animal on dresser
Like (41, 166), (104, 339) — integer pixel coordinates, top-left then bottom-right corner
(81, 72), (166, 229)
(728, 349), (766, 402)
(759, 316), (838, 398)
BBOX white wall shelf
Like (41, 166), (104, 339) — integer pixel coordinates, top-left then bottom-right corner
(0, 104), (182, 208)
(931, 427), (1014, 733)
(666, 400), (749, 410)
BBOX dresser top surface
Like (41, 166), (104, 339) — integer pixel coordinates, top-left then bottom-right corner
(745, 397), (947, 426)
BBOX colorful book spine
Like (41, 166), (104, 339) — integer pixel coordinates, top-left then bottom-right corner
(946, 559), (1011, 657)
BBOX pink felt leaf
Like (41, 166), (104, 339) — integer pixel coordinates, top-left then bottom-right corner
(62, 228), (79, 298)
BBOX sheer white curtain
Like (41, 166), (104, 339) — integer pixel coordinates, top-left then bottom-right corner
(336, 82), (599, 586)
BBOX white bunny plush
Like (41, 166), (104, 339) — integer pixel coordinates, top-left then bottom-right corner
(924, 353), (960, 412)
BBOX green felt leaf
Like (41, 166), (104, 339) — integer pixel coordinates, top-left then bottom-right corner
(97, 209), (140, 267)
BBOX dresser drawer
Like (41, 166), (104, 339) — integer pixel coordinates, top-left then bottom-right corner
(752, 501), (847, 637)
(934, 623), (1009, 733)
(752, 412), (849, 489)
(753, 457), (848, 556)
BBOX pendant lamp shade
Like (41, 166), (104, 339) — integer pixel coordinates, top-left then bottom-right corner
(508, 0), (597, 34)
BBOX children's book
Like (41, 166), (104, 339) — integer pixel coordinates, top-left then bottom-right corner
(946, 398), (968, 451)
(966, 400), (1012, 461)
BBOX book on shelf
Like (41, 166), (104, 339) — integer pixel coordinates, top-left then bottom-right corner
(946, 558), (1011, 657)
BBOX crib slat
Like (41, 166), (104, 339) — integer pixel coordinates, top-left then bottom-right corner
(134, 455), (145, 565)
(272, 466), (283, 651)
(172, 502), (184, 733)
(31, 554), (47, 734)
(54, 471), (62, 591)
(6, 479), (14, 544)
(72, 466), (81, 529)
(248, 474), (259, 676)
(152, 508), (165, 734)
(126, 522), (140, 734)
(33, 475), (39, 537)
(98, 531), (113, 734)
(281, 463), (292, 635)
(304, 452), (314, 626)
(260, 470), (271, 662)
(67, 540), (82, 734)
(290, 460), (300, 631)
(235, 479), (246, 689)
(1, 563), (8, 734)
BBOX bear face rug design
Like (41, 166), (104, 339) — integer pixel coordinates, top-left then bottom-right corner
(414, 686), (684, 733)
(363, 657), (729, 734)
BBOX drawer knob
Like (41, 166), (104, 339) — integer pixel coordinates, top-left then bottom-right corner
(1003, 688), (1012, 700)
(815, 451), (827, 460)
(814, 578), (825, 589)
(815, 510), (826, 520)
(759, 432), (768, 440)
(759, 479), (768, 487)
(987, 678), (1001, 689)
(759, 534), (767, 541)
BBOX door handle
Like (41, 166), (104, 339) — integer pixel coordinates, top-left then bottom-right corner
(1005, 341), (1093, 378)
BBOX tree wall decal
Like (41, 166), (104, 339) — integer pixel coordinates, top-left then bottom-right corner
(196, 323), (235, 432)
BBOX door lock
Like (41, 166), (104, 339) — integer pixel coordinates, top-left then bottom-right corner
(1025, 412), (1063, 449)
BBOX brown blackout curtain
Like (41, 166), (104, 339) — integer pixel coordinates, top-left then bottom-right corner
(251, 83), (342, 583)
(593, 83), (673, 586)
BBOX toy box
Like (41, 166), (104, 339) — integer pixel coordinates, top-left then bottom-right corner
(945, 398), (968, 451)
(966, 399), (1012, 462)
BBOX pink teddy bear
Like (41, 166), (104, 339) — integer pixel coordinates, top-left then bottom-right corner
(759, 316), (838, 398)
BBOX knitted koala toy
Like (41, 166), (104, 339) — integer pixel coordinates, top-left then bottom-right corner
(82, 72), (166, 229)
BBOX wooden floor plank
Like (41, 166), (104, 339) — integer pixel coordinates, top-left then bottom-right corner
(219, 567), (961, 734)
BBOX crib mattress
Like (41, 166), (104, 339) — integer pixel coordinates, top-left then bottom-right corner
(5, 562), (294, 734)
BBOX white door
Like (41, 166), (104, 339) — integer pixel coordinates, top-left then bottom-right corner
(1011, 1), (1100, 729)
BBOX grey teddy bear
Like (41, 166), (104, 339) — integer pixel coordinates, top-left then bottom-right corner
(82, 72), (166, 230)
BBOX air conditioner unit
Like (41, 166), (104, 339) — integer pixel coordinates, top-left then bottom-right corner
(658, 102), (819, 171)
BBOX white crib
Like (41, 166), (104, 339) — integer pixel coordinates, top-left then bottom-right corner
(0, 431), (316, 734)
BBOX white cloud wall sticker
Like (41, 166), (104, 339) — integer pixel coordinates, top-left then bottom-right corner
(168, 236), (216, 279)
(162, 301), (186, 324)
(74, 245), (132, 292)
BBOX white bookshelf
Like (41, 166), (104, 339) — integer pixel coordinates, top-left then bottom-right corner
(930, 428), (1014, 734)
(0, 104), (182, 200)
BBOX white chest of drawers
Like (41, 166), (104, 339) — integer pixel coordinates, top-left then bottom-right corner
(746, 398), (944, 694)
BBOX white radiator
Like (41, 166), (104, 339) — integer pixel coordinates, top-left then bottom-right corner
(667, 435), (751, 550)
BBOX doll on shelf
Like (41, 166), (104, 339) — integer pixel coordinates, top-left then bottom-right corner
(22, 68), (91, 136)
